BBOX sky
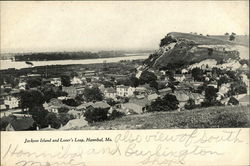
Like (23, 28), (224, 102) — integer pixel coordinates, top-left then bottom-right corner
(1, 1), (249, 53)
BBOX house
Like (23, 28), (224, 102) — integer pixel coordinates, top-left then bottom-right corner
(76, 102), (94, 112)
(104, 87), (117, 99)
(121, 103), (146, 114)
(18, 82), (27, 90)
(159, 88), (172, 95)
(189, 93), (205, 105)
(5, 118), (35, 131)
(86, 101), (111, 110)
(0, 99), (6, 110)
(83, 70), (96, 77)
(129, 97), (150, 109)
(75, 85), (86, 95)
(238, 94), (249, 106)
(1, 84), (12, 89)
(68, 110), (83, 119)
(184, 74), (194, 82)
(147, 93), (159, 101)
(62, 86), (77, 98)
(174, 91), (190, 110)
(60, 117), (88, 130)
(4, 95), (20, 109)
(116, 85), (135, 97)
(174, 74), (185, 82)
(50, 78), (62, 86)
(71, 76), (83, 85)
(43, 98), (72, 114)
(221, 94), (249, 106)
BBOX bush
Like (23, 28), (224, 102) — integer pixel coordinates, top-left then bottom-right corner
(184, 99), (196, 110)
(148, 94), (179, 112)
(84, 108), (109, 123)
(108, 109), (125, 120)
(228, 97), (239, 105)
(213, 111), (250, 127)
(44, 112), (61, 129)
(160, 35), (177, 47)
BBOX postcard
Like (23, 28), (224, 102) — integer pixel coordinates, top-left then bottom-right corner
(0, 1), (249, 166)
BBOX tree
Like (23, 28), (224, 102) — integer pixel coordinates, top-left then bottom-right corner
(184, 98), (196, 110)
(218, 75), (229, 87)
(26, 78), (42, 88)
(159, 35), (177, 47)
(58, 107), (69, 113)
(102, 81), (114, 88)
(20, 90), (45, 111)
(83, 87), (103, 102)
(229, 33), (236, 41)
(58, 113), (74, 126)
(239, 59), (249, 66)
(228, 82), (247, 95)
(61, 75), (71, 87)
(149, 80), (158, 90)
(139, 71), (157, 85)
(84, 108), (109, 123)
(106, 98), (118, 106)
(202, 86), (218, 107)
(129, 75), (140, 87)
(148, 94), (179, 112)
(62, 99), (80, 107)
(224, 32), (229, 35)
(191, 68), (204, 81)
(44, 112), (61, 129)
(228, 97), (239, 105)
(30, 106), (48, 128)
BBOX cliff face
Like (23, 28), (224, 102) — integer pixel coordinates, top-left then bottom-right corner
(144, 32), (248, 70)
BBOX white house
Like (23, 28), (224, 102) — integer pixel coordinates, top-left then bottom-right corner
(18, 82), (27, 90)
(71, 76), (83, 85)
(50, 78), (62, 86)
(116, 85), (135, 97)
(4, 96), (20, 109)
(104, 87), (117, 99)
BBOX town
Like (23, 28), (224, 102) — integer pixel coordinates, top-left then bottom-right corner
(1, 51), (249, 131)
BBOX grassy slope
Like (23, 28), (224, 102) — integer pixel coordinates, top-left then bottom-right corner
(169, 32), (248, 46)
(82, 106), (250, 130)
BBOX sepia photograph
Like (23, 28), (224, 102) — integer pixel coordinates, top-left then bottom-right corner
(0, 1), (249, 132)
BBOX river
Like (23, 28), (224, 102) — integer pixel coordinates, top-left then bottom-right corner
(0, 54), (149, 70)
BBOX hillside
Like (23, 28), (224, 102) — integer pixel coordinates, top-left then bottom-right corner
(79, 106), (250, 130)
(144, 32), (249, 69)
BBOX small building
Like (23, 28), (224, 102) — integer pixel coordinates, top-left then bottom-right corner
(43, 98), (72, 114)
(62, 86), (77, 98)
(104, 87), (117, 99)
(189, 93), (205, 105)
(238, 95), (249, 106)
(174, 74), (185, 82)
(121, 103), (146, 114)
(18, 82), (27, 90)
(60, 117), (88, 130)
(68, 110), (83, 119)
(116, 85), (135, 97)
(50, 78), (62, 87)
(86, 101), (111, 110)
(76, 102), (94, 112)
(70, 76), (83, 85)
(174, 92), (190, 110)
(3, 95), (20, 109)
(5, 118), (35, 131)
(147, 93), (159, 101)
(159, 88), (172, 95)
